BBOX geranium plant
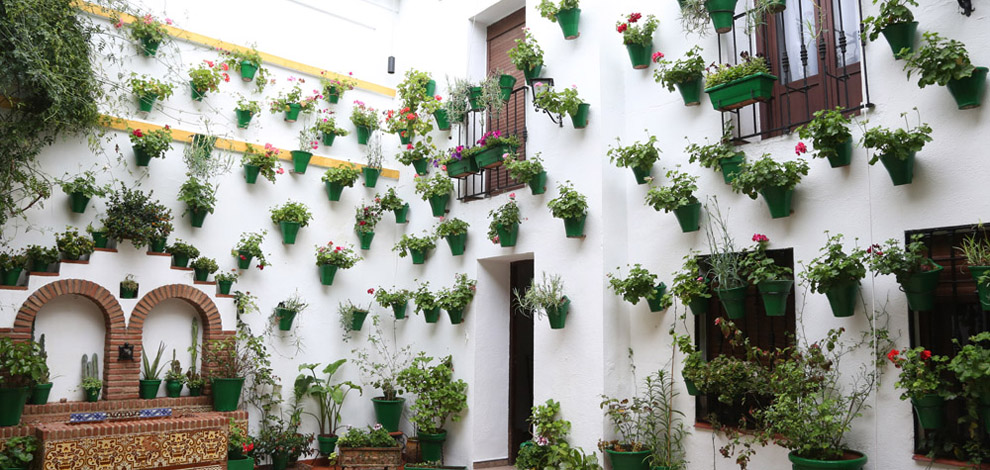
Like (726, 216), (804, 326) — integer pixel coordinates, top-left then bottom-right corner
(188, 59), (228, 97)
(704, 54), (772, 88)
(615, 12), (658, 46)
(60, 171), (108, 200)
(799, 233), (867, 294)
(532, 84), (584, 116)
(435, 218), (470, 238)
(373, 287), (413, 309)
(508, 28), (544, 73)
(235, 95), (261, 115)
(487, 194), (523, 243)
(350, 100), (379, 129)
(861, 0), (919, 43)
(270, 201), (313, 226)
(314, 111), (350, 137)
(860, 109), (932, 165)
(536, 0), (580, 22)
(269, 78), (321, 115)
(219, 45), (272, 93)
(685, 127), (737, 171)
(795, 107), (853, 161)
(412, 282), (439, 313)
(546, 181), (587, 220)
(55, 227), (94, 260)
(320, 71), (357, 99)
(653, 46), (705, 92)
(902, 31), (978, 88)
(414, 173), (454, 201)
(887, 347), (949, 400)
(729, 155), (809, 199)
(322, 162), (362, 187)
(377, 188), (405, 212)
(396, 68), (433, 112)
(645, 169), (698, 213)
(436, 273), (477, 311)
(354, 202), (383, 234)
(393, 233), (437, 258)
(102, 187), (173, 247)
(242, 143), (284, 183)
(129, 74), (174, 100)
(607, 264), (664, 306)
(670, 253), (711, 307)
(866, 234), (938, 284)
(177, 175), (217, 216)
(740, 234), (792, 285)
(129, 126), (173, 159)
(398, 141), (438, 169)
(122, 13), (170, 53)
(231, 230), (270, 269)
(608, 135), (661, 172)
(503, 152), (544, 182)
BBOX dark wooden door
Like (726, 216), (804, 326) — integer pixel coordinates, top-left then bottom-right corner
(508, 259), (534, 462)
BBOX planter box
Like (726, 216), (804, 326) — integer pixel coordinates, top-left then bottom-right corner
(339, 446), (403, 470)
(474, 144), (516, 169)
(446, 156), (479, 178)
(705, 73), (777, 111)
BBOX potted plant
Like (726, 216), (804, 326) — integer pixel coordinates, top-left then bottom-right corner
(547, 181), (588, 238)
(86, 223), (110, 250)
(515, 400), (602, 470)
(220, 45), (271, 90)
(0, 338), (46, 425)
(867, 234), (943, 311)
(861, 0), (920, 59)
(354, 202), (383, 250)
(0, 250), (26, 287)
(227, 419), (256, 470)
(947, 332), (990, 434)
(504, 152), (547, 195)
(269, 79), (320, 122)
(163, 350), (184, 398)
(439, 145), (478, 178)
(670, 253), (712, 316)
(242, 143), (283, 184)
(685, 127), (744, 183)
(645, 169), (702, 232)
(608, 264), (671, 312)
(514, 272), (570, 329)
(674, 333), (703, 397)
(740, 234), (793, 317)
(128, 126), (173, 166)
(215, 269), (238, 295)
(799, 233), (867, 317)
(184, 319), (204, 397)
(322, 162), (362, 202)
(488, 194), (523, 247)
(509, 28), (545, 81)
(188, 59), (227, 101)
(378, 188), (409, 224)
(129, 73), (174, 112)
(957, 228), (990, 311)
(270, 200), (313, 245)
(25, 244), (59, 273)
(615, 13), (658, 69)
(532, 84), (589, 129)
(363, 133), (385, 187)
(166, 239), (199, 268)
(56, 227), (94, 261)
(190, 256), (218, 282)
(396, 68), (434, 112)
(860, 109), (932, 186)
(289, 124), (320, 174)
(653, 46), (706, 106)
(473, 131), (520, 169)
(681, 0), (740, 33)
(295, 360), (363, 455)
(413, 282), (442, 323)
(436, 273), (477, 324)
(442, 78), (472, 126)
(350, 100), (379, 144)
(59, 171), (107, 214)
(315, 111), (350, 146)
(603, 369), (688, 470)
(0, 435), (38, 469)
(795, 107), (854, 167)
(372, 287), (413, 320)
(139, 342), (166, 399)
(415, 173), (454, 218)
(598, 378), (653, 470)
(704, 53), (777, 111)
(274, 292), (309, 331)
(257, 417), (315, 469)
(537, 0), (581, 40)
(887, 347), (950, 430)
(234, 95), (262, 129)
(122, 13), (170, 56)
(704, 203), (748, 318)
(320, 71), (357, 104)
(435, 217), (470, 256)
(336, 425), (402, 469)
(231, 230), (270, 270)
(353, 321), (415, 430)
(398, 141), (437, 176)
(120, 274), (139, 299)
(339, 300), (372, 332)
(102, 187), (172, 249)
(315, 241), (362, 286)
(177, 175), (216, 228)
(394, 233), (437, 265)
(467, 72), (508, 114)
(397, 354), (469, 462)
(729, 154), (809, 219)
(203, 336), (249, 411)
(28, 336), (51, 405)
(903, 31), (988, 109)
(384, 106), (426, 144)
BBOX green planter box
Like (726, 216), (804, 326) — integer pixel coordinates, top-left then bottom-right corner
(446, 156), (479, 177)
(705, 73), (777, 111)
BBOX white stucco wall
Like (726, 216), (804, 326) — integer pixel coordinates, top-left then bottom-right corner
(2, 0), (989, 469)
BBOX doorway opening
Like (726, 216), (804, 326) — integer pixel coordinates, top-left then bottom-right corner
(508, 259), (534, 462)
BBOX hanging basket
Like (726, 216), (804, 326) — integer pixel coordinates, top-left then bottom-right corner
(409, 248), (428, 265)
(412, 158), (429, 175)
(284, 103), (302, 122)
(528, 171), (548, 195)
(235, 109), (254, 129)
(524, 63), (544, 82)
(291, 150), (313, 174)
(715, 286), (747, 319)
(758, 279), (793, 317)
(646, 283), (669, 312)
(688, 296), (710, 316)
(322, 132), (338, 146)
(968, 266), (990, 311)
(446, 233), (467, 256)
(138, 93), (158, 112)
(496, 223), (519, 247)
(946, 66), (988, 110)
(351, 309), (369, 330)
(563, 214), (587, 238)
(673, 202), (702, 232)
(319, 264), (338, 286)
(239, 60), (258, 81)
(423, 307), (441, 323)
(547, 296), (570, 329)
(447, 307), (466, 324)
(878, 152), (915, 186)
(276, 308), (297, 331)
(570, 103), (590, 129)
(69, 192), (90, 213)
(498, 74), (518, 101)
(356, 125), (371, 144)
(446, 156), (480, 177)
(244, 164), (261, 184)
(236, 251), (253, 269)
(358, 230), (375, 250)
(705, 72), (777, 111)
(139, 38), (161, 57)
(363, 167), (381, 187)
(759, 186), (794, 219)
(433, 109), (451, 131)
(555, 8), (581, 39)
(901, 263), (943, 311)
(392, 302), (408, 320)
(911, 394), (945, 430)
(325, 181), (345, 201)
(704, 0), (739, 34)
(824, 281), (859, 317)
(880, 21), (918, 59)
(394, 203), (410, 223)
(279, 221), (301, 244)
(675, 78), (704, 106)
(429, 194), (450, 217)
(827, 138), (854, 168)
(625, 43), (652, 69)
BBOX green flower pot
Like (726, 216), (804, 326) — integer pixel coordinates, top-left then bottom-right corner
(29, 383), (53, 405)
(547, 296), (570, 329)
(272, 452), (288, 470)
(236, 251), (253, 269)
(239, 60), (258, 81)
(425, 79), (437, 97)
(968, 266), (990, 310)
(947, 66), (988, 110)
(605, 449), (651, 470)
(0, 387), (28, 426)
(138, 379), (161, 399)
(120, 284), (138, 299)
(563, 214), (586, 238)
(879, 152), (915, 186)
(675, 78), (704, 106)
(322, 131), (338, 146)
(418, 431), (448, 462)
(217, 280), (233, 295)
(570, 103), (590, 129)
(445, 233), (467, 256)
(188, 207), (208, 228)
(758, 279), (793, 317)
(631, 165), (651, 185)
(646, 283), (669, 312)
(787, 450), (867, 470)
(193, 268), (209, 282)
(279, 221), (301, 244)
(475, 145), (513, 169)
(715, 286), (747, 319)
(149, 237), (166, 253)
(92, 231), (109, 249)
(227, 457), (254, 470)
(423, 306), (441, 323)
(276, 308), (297, 331)
(824, 281), (859, 317)
(497, 223), (519, 247)
(356, 125), (371, 144)
(468, 86), (483, 110)
(394, 203), (410, 224)
(363, 167), (380, 187)
(138, 93), (158, 112)
(625, 43), (652, 69)
(524, 63), (543, 81)
(410, 248), (428, 265)
(291, 150), (312, 174)
(706, 72), (777, 111)
(392, 302), (408, 320)
(235, 109), (253, 129)
(351, 309), (369, 330)
(165, 379), (182, 398)
(688, 296), (710, 316)
(140, 38), (161, 57)
(555, 7), (581, 39)
(326, 86), (341, 104)
(447, 306), (465, 324)
(911, 394), (945, 430)
(29, 259), (49, 273)
(760, 186), (794, 219)
(284, 103), (302, 122)
(133, 146), (153, 166)
(446, 156), (479, 177)
(358, 230), (375, 250)
(68, 192), (90, 214)
(499, 74), (518, 101)
(400, 133), (413, 145)
(85, 387), (100, 402)
(719, 153), (746, 183)
(325, 181), (345, 201)
(212, 378), (244, 411)
(372, 397), (405, 432)
(901, 263), (943, 311)
(412, 158), (429, 175)
(172, 254), (190, 268)
(244, 164), (260, 184)
(190, 81), (206, 101)
(673, 202), (702, 232)
(429, 194), (450, 217)
(704, 0), (739, 34)
(317, 435), (339, 455)
(827, 138), (854, 168)
(683, 370), (699, 396)
(528, 171), (547, 195)
(880, 21), (918, 59)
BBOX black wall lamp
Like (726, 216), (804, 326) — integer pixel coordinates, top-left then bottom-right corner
(958, 0), (973, 16)
(529, 77), (563, 127)
(118, 342), (134, 361)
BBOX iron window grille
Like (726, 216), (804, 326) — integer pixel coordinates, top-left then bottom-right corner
(452, 86), (528, 201)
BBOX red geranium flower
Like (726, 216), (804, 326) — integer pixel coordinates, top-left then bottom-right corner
(920, 350), (932, 360)
(132, 129), (144, 138)
(628, 12), (642, 23)
(368, 288), (375, 294)
(617, 23), (628, 33)
(795, 142), (808, 155)
(887, 349), (900, 363)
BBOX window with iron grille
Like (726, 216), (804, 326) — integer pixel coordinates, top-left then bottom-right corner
(453, 88), (529, 201)
(716, 0), (871, 142)
(694, 248), (796, 425)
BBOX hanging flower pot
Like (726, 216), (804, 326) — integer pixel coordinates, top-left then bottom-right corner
(138, 379), (161, 399)
(786, 450), (867, 470)
(824, 281), (859, 317)
(675, 78), (704, 106)
(625, 44), (652, 70)
(827, 138), (854, 168)
(279, 221), (301, 244)
(326, 85), (341, 104)
(399, 132), (413, 145)
(547, 296), (570, 329)
(496, 223), (519, 247)
(758, 279), (793, 317)
(372, 397), (405, 432)
(446, 156), (479, 177)
(879, 152), (915, 186)
(0, 387), (28, 425)
(604, 449), (651, 470)
(235, 109), (254, 129)
(715, 286), (747, 319)
(718, 154), (745, 184)
(239, 60), (258, 81)
(704, 0), (739, 34)
(211, 377), (245, 411)
(69, 192), (90, 213)
(236, 251), (253, 269)
(418, 431), (448, 462)
(429, 194), (450, 217)
(165, 379), (183, 398)
(468, 87), (484, 110)
(563, 215), (586, 238)
(880, 21), (919, 59)
(412, 158), (429, 175)
(555, 7), (581, 39)
(291, 150), (313, 174)
(423, 306), (441, 323)
(759, 186), (794, 219)
(150, 237), (167, 253)
(946, 66), (988, 110)
(673, 202), (702, 233)
(325, 181), (345, 201)
(284, 103), (302, 122)
(356, 125), (371, 144)
(683, 370), (699, 396)
(911, 394), (945, 430)
(394, 203), (410, 223)
(194, 267), (210, 282)
(630, 166), (651, 185)
(425, 80), (437, 97)
(447, 307), (466, 324)
(705, 72), (777, 111)
(968, 266), (990, 311)
(189, 207), (208, 228)
(217, 280), (233, 295)
(138, 93), (158, 112)
(92, 231), (109, 249)
(529, 171), (548, 195)
(570, 103), (590, 129)
(445, 233), (467, 256)
(134, 147), (153, 166)
(363, 167), (380, 187)
(431, 109), (451, 131)
(190, 82), (206, 101)
(351, 309), (369, 330)
(499, 74), (518, 101)
(358, 230), (375, 250)
(410, 248), (428, 265)
(524, 63), (544, 82)
(646, 283), (669, 312)
(140, 38), (161, 57)
(322, 132), (337, 146)
(392, 302), (408, 319)
(901, 263), (943, 311)
(276, 307), (297, 330)
(244, 164), (261, 184)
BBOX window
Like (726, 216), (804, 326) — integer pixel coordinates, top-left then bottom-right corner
(694, 248), (796, 425)
(717, 0), (870, 142)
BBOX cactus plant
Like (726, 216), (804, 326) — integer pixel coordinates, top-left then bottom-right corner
(81, 353), (102, 394)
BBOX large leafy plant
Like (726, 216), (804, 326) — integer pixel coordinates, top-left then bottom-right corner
(653, 46), (705, 92)
(508, 28), (544, 70)
(546, 181), (588, 219)
(487, 195), (522, 242)
(102, 187), (173, 247)
(393, 233), (437, 257)
(322, 162), (361, 186)
(294, 360), (362, 437)
(799, 233), (867, 294)
(314, 242), (361, 268)
(177, 175), (217, 213)
(903, 31), (977, 88)
(860, 110), (932, 164)
(644, 169), (699, 212)
(436, 273), (477, 311)
(414, 173), (454, 200)
(795, 107), (853, 161)
(396, 354), (469, 434)
(608, 135), (661, 171)
(270, 200), (313, 226)
(729, 155), (809, 199)
(608, 264), (660, 305)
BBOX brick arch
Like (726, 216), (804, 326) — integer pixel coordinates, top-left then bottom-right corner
(8, 279), (126, 399)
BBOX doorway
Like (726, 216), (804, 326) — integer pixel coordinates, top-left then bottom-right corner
(508, 259), (534, 462)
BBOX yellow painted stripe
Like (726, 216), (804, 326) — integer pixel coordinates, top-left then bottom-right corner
(106, 116), (400, 179)
(74, 1), (395, 97)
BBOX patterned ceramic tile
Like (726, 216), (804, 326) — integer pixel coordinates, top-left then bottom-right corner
(41, 429), (225, 470)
